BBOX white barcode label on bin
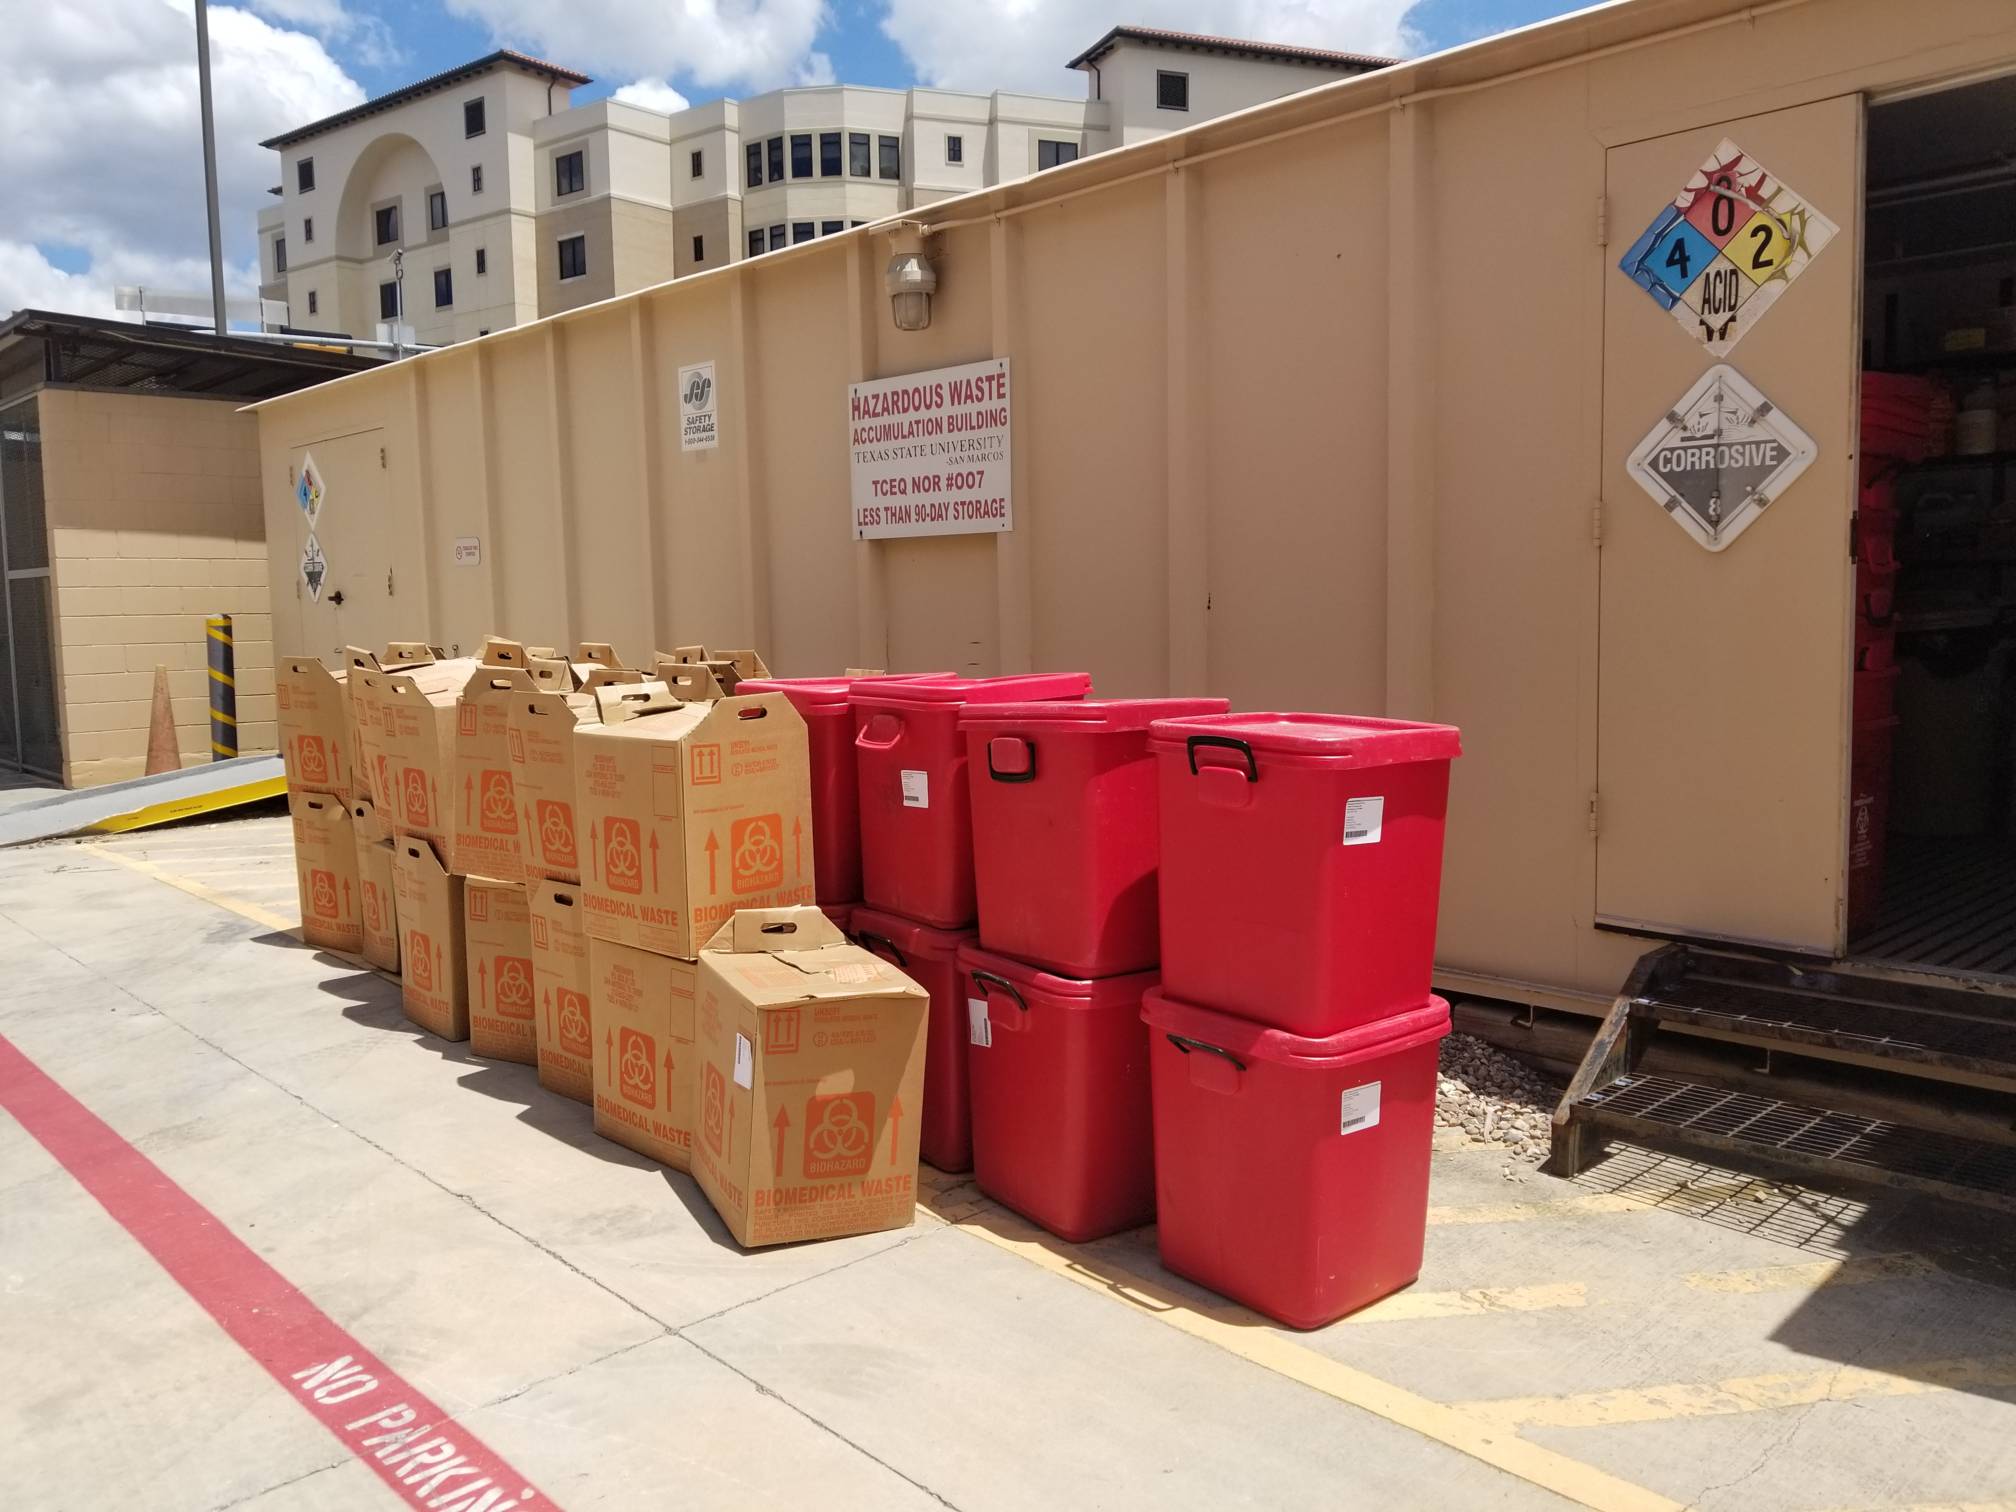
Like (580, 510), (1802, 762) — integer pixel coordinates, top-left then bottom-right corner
(1343, 796), (1384, 846)
(1339, 1081), (1382, 1135)
(900, 770), (930, 809)
(968, 998), (992, 1048)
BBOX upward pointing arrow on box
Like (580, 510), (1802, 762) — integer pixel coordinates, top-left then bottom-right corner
(771, 1104), (789, 1178)
(704, 831), (719, 894)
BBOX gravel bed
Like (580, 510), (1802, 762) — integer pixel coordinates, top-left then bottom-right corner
(1435, 1032), (1564, 1176)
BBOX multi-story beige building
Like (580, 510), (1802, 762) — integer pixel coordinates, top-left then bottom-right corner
(256, 32), (1392, 344)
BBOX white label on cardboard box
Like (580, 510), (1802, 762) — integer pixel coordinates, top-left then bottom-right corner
(1343, 796), (1384, 846)
(968, 998), (992, 1048)
(1339, 1081), (1382, 1135)
(900, 770), (929, 809)
(733, 1031), (753, 1089)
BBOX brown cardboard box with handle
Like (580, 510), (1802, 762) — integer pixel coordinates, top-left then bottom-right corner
(465, 877), (537, 1063)
(509, 667), (645, 884)
(451, 645), (571, 885)
(391, 836), (468, 1040)
(690, 906), (927, 1248)
(351, 797), (400, 973)
(576, 687), (815, 958)
(277, 656), (353, 802)
(590, 937), (699, 1169)
(290, 792), (362, 954)
(527, 880), (594, 1102)
(343, 643), (444, 810)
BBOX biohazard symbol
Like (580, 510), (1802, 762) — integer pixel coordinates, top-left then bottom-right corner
(730, 813), (783, 894)
(557, 987), (590, 1056)
(407, 930), (434, 991)
(309, 868), (338, 919)
(297, 735), (329, 786)
(363, 881), (382, 931)
(803, 1091), (875, 1179)
(537, 799), (576, 868)
(401, 766), (430, 828)
(618, 1025), (655, 1109)
(374, 755), (390, 805)
(479, 769), (516, 835)
(605, 817), (643, 895)
(702, 1061), (726, 1156)
(494, 956), (534, 1019)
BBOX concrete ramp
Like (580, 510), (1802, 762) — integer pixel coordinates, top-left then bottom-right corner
(0, 756), (284, 846)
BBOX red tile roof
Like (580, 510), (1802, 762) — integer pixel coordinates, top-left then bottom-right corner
(1068, 25), (1401, 72)
(260, 50), (594, 150)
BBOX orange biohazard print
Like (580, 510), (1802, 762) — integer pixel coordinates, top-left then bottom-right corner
(536, 799), (577, 870)
(701, 1061), (727, 1156)
(493, 956), (534, 1019)
(618, 1025), (656, 1109)
(297, 735), (329, 787)
(478, 770), (516, 834)
(604, 817), (644, 895)
(802, 1092), (876, 1179)
(731, 813), (784, 894)
(407, 931), (434, 991)
(556, 987), (590, 1057)
(362, 881), (382, 931)
(401, 766), (431, 828)
(308, 869), (338, 919)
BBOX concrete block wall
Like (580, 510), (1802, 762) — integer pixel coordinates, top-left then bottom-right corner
(39, 389), (275, 788)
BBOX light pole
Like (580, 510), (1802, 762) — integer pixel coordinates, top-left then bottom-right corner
(193, 0), (229, 336)
(392, 247), (406, 357)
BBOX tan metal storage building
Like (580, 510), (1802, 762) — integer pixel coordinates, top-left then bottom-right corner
(250, 0), (2016, 1012)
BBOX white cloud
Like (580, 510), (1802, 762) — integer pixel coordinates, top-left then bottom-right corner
(445, 0), (829, 91)
(611, 78), (693, 115)
(0, 1), (362, 322)
(880, 0), (1419, 96)
(795, 51), (837, 86)
(246, 0), (403, 69)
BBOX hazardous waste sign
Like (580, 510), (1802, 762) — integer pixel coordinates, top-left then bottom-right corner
(1626, 364), (1816, 552)
(849, 358), (1012, 539)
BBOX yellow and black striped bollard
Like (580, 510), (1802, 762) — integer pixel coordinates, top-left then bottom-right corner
(206, 613), (237, 760)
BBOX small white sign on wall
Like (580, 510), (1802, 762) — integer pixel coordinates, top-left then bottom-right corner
(679, 361), (719, 452)
(453, 536), (482, 567)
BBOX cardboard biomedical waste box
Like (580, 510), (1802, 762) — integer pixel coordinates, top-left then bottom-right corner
(465, 877), (537, 1064)
(351, 797), (400, 973)
(391, 836), (468, 1041)
(277, 656), (354, 803)
(343, 643), (448, 810)
(691, 907), (928, 1248)
(290, 791), (362, 954)
(451, 644), (573, 885)
(576, 686), (815, 958)
(527, 880), (594, 1103)
(508, 667), (645, 884)
(590, 936), (699, 1170)
(373, 649), (487, 868)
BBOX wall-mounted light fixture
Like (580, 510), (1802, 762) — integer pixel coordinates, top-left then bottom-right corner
(884, 224), (938, 331)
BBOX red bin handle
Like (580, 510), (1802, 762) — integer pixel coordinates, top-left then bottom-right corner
(986, 736), (1037, 783)
(1165, 1033), (1246, 1072)
(855, 931), (907, 968)
(1185, 734), (1257, 782)
(968, 968), (1027, 1013)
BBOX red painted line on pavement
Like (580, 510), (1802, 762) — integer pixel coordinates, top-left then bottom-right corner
(0, 1031), (555, 1512)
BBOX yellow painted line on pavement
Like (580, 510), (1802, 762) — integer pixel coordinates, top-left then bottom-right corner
(1685, 1253), (1937, 1294)
(931, 1199), (1681, 1512)
(79, 843), (298, 935)
(1347, 1282), (1588, 1323)
(1459, 1354), (2016, 1431)
(1427, 1193), (1647, 1225)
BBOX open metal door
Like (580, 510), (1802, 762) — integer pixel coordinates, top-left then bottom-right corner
(1596, 95), (1862, 955)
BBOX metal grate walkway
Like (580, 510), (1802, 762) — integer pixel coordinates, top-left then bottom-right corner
(1851, 836), (2016, 978)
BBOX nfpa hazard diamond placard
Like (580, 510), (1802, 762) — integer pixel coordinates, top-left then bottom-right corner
(1625, 364), (1816, 553)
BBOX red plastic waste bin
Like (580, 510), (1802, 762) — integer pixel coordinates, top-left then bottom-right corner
(852, 906), (981, 1171)
(854, 674), (1091, 928)
(958, 943), (1158, 1241)
(962, 697), (1228, 977)
(1847, 716), (1899, 937)
(1142, 987), (1450, 1329)
(821, 900), (855, 937)
(739, 674), (953, 904)
(1148, 713), (1462, 1036)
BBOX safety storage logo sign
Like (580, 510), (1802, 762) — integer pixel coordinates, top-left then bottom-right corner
(1626, 364), (1816, 552)
(1618, 138), (1837, 356)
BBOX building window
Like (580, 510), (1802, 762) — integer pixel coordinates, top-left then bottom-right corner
(303, 215), (314, 243)
(1156, 71), (1189, 111)
(690, 148), (703, 178)
(273, 236), (287, 274)
(746, 142), (762, 188)
(479, 328), (489, 336)
(946, 134), (964, 165)
(820, 131), (841, 176)
(379, 281), (399, 320)
(791, 221), (813, 244)
(557, 234), (587, 280)
(471, 164), (484, 194)
(428, 189), (447, 231)
(375, 203), (399, 245)
(849, 132), (871, 176)
(878, 135), (901, 180)
(766, 136), (784, 183)
(297, 157), (315, 193)
(1037, 139), (1079, 170)
(768, 224), (786, 251)
(307, 290), (318, 316)
(821, 219), (843, 236)
(475, 247), (487, 275)
(433, 267), (452, 308)
(464, 98), (486, 137)
(850, 219), (865, 228)
(748, 228), (765, 258)
(555, 149), (585, 197)
(691, 234), (704, 262)
(790, 134), (812, 178)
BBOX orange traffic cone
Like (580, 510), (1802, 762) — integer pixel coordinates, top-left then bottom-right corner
(144, 665), (179, 775)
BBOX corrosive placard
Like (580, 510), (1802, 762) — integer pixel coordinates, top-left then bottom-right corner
(1617, 138), (1837, 356)
(849, 358), (1011, 539)
(678, 361), (718, 452)
(300, 533), (328, 602)
(1626, 364), (1816, 552)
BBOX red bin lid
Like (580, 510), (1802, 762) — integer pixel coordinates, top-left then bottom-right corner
(852, 672), (1091, 709)
(1142, 987), (1450, 1067)
(1148, 711), (1462, 768)
(960, 696), (1228, 732)
(738, 673), (954, 708)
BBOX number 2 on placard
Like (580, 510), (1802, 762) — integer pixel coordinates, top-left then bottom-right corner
(1747, 218), (1782, 273)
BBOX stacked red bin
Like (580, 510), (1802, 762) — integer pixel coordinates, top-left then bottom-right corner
(1141, 713), (1462, 1328)
(1850, 375), (1930, 933)
(847, 674), (1091, 1172)
(955, 698), (1225, 1239)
